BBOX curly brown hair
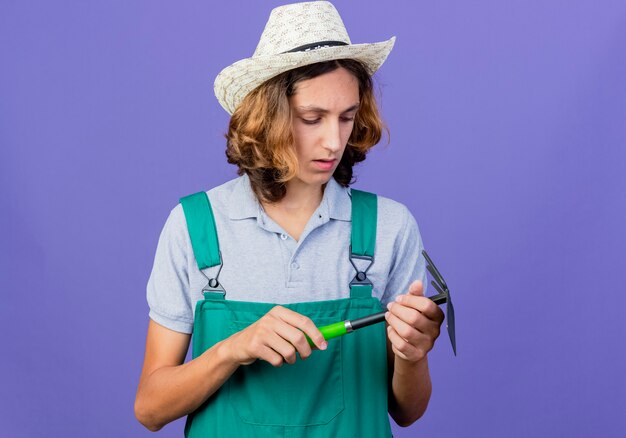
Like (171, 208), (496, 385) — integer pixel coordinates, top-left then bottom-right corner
(225, 58), (387, 203)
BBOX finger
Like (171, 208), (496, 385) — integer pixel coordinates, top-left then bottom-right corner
(272, 306), (327, 350)
(273, 321), (313, 359)
(385, 309), (421, 342)
(387, 302), (434, 334)
(258, 345), (285, 368)
(386, 304), (442, 351)
(265, 331), (298, 365)
(386, 325), (420, 362)
(395, 294), (444, 322)
(408, 280), (424, 296)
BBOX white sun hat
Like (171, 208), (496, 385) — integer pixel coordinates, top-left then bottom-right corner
(213, 1), (396, 115)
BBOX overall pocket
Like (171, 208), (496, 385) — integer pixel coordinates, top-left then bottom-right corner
(227, 317), (345, 427)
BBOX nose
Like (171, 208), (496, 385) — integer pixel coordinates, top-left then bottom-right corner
(321, 119), (343, 153)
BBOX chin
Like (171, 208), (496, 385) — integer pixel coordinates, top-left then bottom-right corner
(298, 173), (333, 187)
(314, 173), (336, 185)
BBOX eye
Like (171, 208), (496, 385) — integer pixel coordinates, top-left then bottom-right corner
(301, 118), (320, 125)
(340, 116), (355, 123)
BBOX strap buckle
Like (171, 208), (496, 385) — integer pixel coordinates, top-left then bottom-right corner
(348, 245), (375, 286)
(201, 250), (226, 294)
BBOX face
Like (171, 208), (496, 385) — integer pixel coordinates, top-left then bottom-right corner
(289, 67), (360, 188)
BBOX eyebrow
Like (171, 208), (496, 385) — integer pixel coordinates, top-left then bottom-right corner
(296, 103), (360, 114)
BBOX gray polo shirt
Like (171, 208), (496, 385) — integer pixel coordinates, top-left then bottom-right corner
(147, 174), (427, 334)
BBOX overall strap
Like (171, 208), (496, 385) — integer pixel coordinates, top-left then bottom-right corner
(180, 192), (225, 299)
(349, 189), (377, 299)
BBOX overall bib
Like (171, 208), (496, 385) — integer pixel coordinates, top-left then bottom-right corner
(180, 189), (392, 437)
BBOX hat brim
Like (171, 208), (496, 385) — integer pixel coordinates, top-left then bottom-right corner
(214, 37), (396, 115)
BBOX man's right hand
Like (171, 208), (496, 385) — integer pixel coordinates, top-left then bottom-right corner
(223, 306), (328, 367)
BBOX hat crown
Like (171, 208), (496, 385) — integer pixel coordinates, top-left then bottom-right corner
(253, 1), (352, 57)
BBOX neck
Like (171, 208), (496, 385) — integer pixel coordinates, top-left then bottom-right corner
(263, 178), (327, 214)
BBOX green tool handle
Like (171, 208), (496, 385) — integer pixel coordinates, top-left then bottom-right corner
(306, 321), (347, 347)
(305, 294), (448, 348)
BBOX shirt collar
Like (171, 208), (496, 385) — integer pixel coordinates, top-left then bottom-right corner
(322, 176), (352, 222)
(227, 174), (262, 220)
(227, 173), (352, 222)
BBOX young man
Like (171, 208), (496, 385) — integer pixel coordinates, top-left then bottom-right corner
(135, 2), (444, 436)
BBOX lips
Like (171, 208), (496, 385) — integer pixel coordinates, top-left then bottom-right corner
(312, 159), (337, 171)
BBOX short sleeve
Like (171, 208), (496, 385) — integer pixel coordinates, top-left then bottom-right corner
(146, 205), (194, 334)
(380, 206), (428, 306)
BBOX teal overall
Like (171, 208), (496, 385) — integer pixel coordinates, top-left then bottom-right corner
(180, 189), (392, 437)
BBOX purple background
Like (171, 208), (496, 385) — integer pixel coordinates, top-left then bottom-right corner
(1, 0), (625, 436)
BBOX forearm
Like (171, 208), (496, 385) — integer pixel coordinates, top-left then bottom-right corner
(135, 340), (238, 431)
(388, 355), (432, 427)
(384, 280), (444, 427)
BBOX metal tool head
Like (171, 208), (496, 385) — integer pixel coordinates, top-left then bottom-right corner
(422, 249), (456, 356)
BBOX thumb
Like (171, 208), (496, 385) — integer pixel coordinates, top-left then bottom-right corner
(408, 280), (424, 296)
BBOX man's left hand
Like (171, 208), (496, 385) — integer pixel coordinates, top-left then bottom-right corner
(385, 280), (445, 364)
